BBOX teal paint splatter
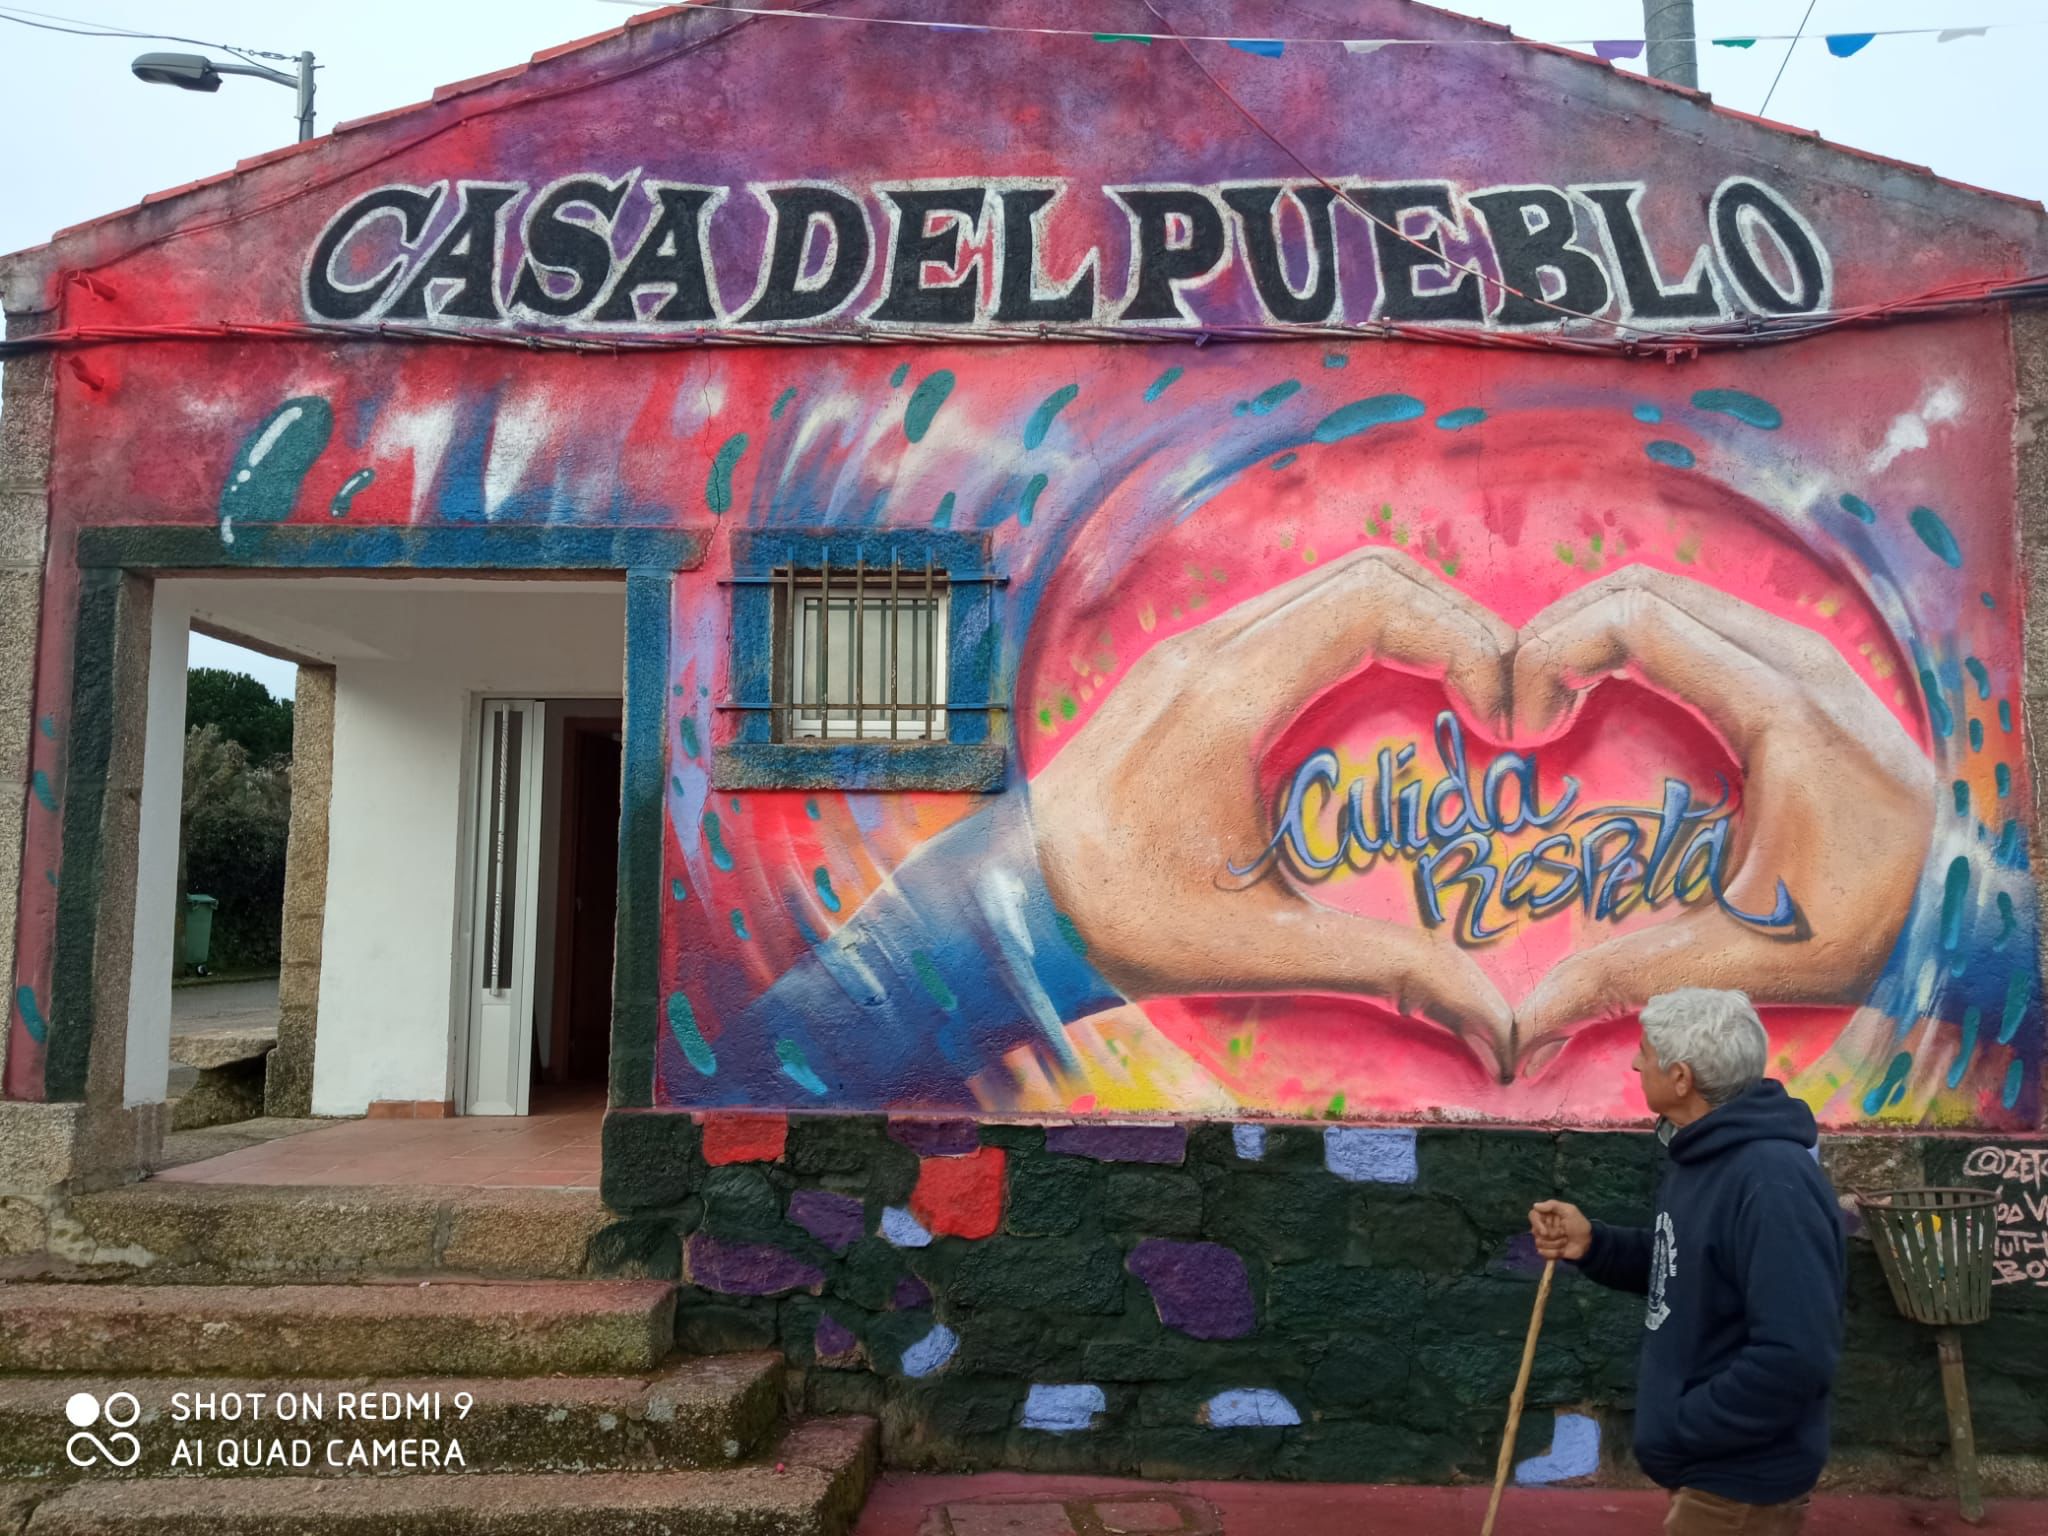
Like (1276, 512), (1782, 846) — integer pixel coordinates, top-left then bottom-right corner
(1969, 717), (1984, 751)
(14, 985), (46, 1044)
(1145, 366), (1183, 401)
(329, 467), (374, 517)
(804, 798), (821, 820)
(1839, 493), (1877, 524)
(777, 1039), (828, 1096)
(903, 370), (956, 443)
(1997, 763), (2012, 798)
(729, 909), (750, 940)
(1948, 1007), (1980, 1089)
(672, 776), (685, 795)
(1054, 911), (1089, 957)
(1999, 699), (2012, 732)
(1953, 781), (1970, 816)
(933, 491), (956, 529)
(1632, 403), (1663, 424)
(1940, 857), (1970, 949)
(1024, 385), (1079, 449)
(671, 878), (688, 901)
(1436, 408), (1485, 431)
(1019, 474), (1049, 527)
(729, 796), (742, 814)
(1645, 440), (1696, 469)
(771, 386), (798, 420)
(1691, 389), (1781, 429)
(1269, 452), (1299, 471)
(1322, 353), (1348, 369)
(38, 715), (55, 740)
(1240, 380), (1300, 417)
(43, 870), (55, 888)
(1313, 394), (1425, 443)
(703, 812), (735, 871)
(911, 951), (959, 1010)
(680, 716), (701, 759)
(1922, 673), (1954, 738)
(2004, 1059), (2024, 1110)
(1999, 970), (2031, 1044)
(1997, 891), (2016, 946)
(706, 433), (748, 515)
(1862, 1052), (1913, 1115)
(1982, 592), (1996, 608)
(1996, 821), (2024, 865)
(1964, 658), (1991, 700)
(889, 362), (910, 387)
(666, 993), (716, 1076)
(813, 866), (842, 912)
(29, 771), (55, 812)
(1909, 506), (1962, 568)
(218, 396), (333, 538)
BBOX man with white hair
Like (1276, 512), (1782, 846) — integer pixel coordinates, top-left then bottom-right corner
(1530, 989), (1846, 1535)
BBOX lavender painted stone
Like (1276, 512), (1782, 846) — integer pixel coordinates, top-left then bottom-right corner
(1127, 1239), (1255, 1340)
(899, 1323), (959, 1379)
(1204, 1388), (1300, 1428)
(1515, 1413), (1601, 1485)
(1045, 1123), (1187, 1165)
(788, 1188), (864, 1253)
(1232, 1124), (1268, 1161)
(887, 1117), (981, 1157)
(814, 1315), (859, 1361)
(881, 1205), (932, 1248)
(684, 1232), (825, 1297)
(1498, 1231), (1549, 1277)
(1324, 1126), (1418, 1183)
(1020, 1383), (1106, 1433)
(892, 1274), (932, 1311)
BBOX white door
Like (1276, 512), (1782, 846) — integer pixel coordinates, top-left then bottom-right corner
(464, 699), (546, 1116)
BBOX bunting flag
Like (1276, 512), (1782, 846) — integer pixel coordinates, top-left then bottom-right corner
(1939, 28), (1989, 43)
(1593, 40), (1645, 62)
(1826, 33), (1877, 57)
(1714, 38), (1758, 49)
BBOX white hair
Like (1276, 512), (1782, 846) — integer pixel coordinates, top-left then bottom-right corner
(1640, 989), (1768, 1105)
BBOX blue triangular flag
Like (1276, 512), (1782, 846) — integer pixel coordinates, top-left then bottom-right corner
(1825, 33), (1875, 58)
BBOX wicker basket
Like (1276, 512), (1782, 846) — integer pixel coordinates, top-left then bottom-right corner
(1854, 1187), (1997, 1327)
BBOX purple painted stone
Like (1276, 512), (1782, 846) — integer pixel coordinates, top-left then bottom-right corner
(1044, 1123), (1187, 1165)
(684, 1232), (825, 1297)
(814, 1315), (859, 1360)
(788, 1187), (864, 1253)
(1127, 1239), (1254, 1340)
(887, 1117), (982, 1157)
(892, 1274), (932, 1311)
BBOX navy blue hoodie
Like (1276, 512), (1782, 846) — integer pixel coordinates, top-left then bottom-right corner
(1579, 1080), (1846, 1504)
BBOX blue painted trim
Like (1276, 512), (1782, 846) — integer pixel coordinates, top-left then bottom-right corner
(725, 529), (1001, 782)
(712, 742), (1005, 792)
(75, 525), (702, 573)
(613, 568), (671, 1110)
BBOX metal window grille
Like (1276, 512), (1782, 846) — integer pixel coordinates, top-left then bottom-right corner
(774, 556), (949, 741)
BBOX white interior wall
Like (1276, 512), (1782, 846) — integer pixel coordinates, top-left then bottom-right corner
(124, 587), (190, 1106)
(158, 579), (625, 1118)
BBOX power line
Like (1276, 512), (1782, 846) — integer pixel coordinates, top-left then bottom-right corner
(0, 4), (295, 62)
(1760, 0), (1820, 118)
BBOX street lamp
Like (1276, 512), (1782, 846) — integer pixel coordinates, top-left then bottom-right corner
(131, 50), (317, 143)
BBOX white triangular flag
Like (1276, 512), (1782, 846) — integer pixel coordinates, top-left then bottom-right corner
(1344, 40), (1390, 54)
(1937, 27), (1988, 42)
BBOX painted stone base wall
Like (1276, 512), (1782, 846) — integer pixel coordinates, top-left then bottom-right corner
(596, 1113), (2047, 1485)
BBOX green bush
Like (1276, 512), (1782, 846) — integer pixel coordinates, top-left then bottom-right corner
(186, 667), (294, 765)
(181, 724), (291, 971)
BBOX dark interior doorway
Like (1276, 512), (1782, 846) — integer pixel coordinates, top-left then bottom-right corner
(540, 715), (621, 1091)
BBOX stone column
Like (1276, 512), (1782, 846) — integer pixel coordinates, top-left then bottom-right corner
(267, 663), (335, 1117)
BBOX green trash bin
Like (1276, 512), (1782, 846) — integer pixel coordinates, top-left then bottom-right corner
(182, 894), (218, 975)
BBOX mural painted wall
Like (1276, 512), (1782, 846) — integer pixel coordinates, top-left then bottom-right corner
(4, 1), (2044, 1127)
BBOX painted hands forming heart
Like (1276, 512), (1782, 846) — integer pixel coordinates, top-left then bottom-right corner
(1031, 547), (1935, 1082)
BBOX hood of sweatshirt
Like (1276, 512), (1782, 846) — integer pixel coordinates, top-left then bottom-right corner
(1667, 1078), (1819, 1167)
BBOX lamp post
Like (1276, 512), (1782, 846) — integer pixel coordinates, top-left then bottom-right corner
(132, 50), (317, 143)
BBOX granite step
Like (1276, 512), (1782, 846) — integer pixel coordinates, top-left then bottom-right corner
(11, 1416), (877, 1535)
(0, 1280), (675, 1378)
(0, 1352), (780, 1481)
(37, 1182), (611, 1282)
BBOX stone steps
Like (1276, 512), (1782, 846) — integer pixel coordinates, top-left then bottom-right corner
(7, 1415), (878, 1535)
(0, 1280), (675, 1377)
(35, 1183), (611, 1282)
(0, 1353), (783, 1481)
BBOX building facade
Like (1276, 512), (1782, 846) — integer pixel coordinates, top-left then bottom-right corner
(3, 0), (2046, 1484)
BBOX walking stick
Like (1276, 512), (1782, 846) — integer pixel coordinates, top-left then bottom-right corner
(1481, 1257), (1557, 1536)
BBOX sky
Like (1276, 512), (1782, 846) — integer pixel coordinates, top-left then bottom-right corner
(4, 0), (2044, 700)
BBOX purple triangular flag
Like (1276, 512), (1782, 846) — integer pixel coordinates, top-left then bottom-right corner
(1594, 39), (1645, 62)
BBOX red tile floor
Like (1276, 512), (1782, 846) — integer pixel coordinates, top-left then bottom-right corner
(151, 1089), (604, 1188)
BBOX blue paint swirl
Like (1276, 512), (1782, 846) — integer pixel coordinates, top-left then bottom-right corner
(1839, 494), (1876, 524)
(1313, 394), (1425, 443)
(1645, 440), (1696, 469)
(1024, 385), (1079, 449)
(1692, 389), (1782, 429)
(1909, 506), (1963, 568)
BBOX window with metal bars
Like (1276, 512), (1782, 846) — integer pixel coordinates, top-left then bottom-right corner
(716, 529), (1005, 792)
(775, 558), (949, 741)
